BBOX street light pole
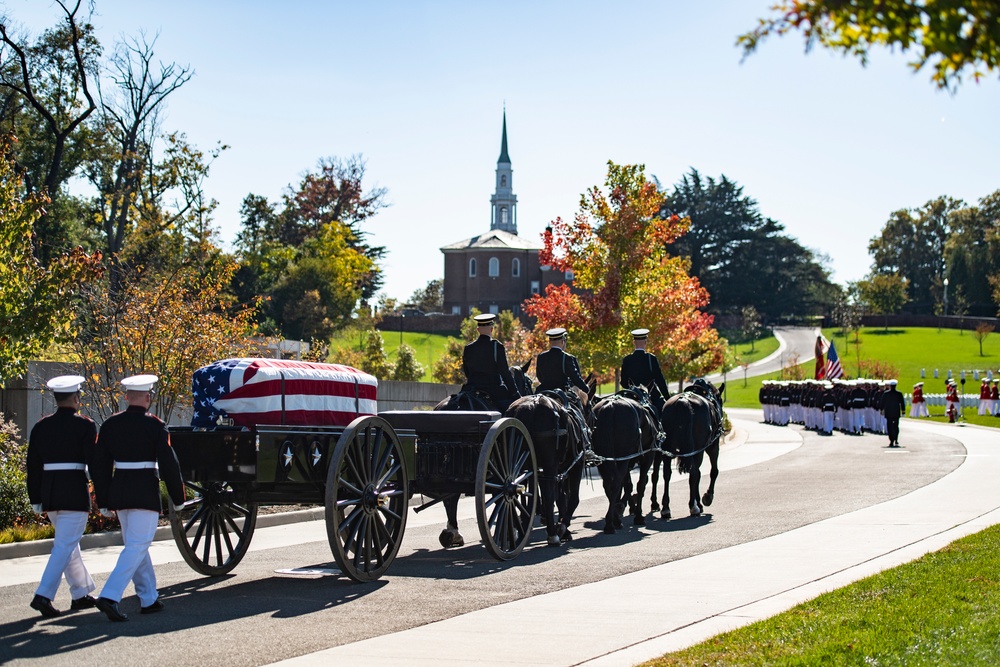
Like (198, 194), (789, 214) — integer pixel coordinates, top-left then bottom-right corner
(944, 277), (949, 316)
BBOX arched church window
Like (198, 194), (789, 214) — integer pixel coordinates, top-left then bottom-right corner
(469, 258), (477, 277)
(501, 175), (506, 187)
(512, 258), (520, 277)
(500, 208), (507, 226)
(488, 257), (500, 277)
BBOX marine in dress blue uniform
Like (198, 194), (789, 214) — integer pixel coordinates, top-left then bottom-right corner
(92, 374), (185, 622)
(461, 314), (522, 412)
(26, 375), (98, 618)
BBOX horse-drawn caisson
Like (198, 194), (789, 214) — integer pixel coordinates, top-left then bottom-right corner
(166, 357), (725, 584)
(167, 358), (538, 583)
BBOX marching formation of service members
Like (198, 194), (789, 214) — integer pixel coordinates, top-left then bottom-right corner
(759, 378), (907, 446)
(26, 373), (185, 623)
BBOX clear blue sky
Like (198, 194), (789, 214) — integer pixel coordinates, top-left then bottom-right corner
(6, 1), (999, 303)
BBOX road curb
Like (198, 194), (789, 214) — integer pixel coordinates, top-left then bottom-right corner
(0, 506), (326, 560)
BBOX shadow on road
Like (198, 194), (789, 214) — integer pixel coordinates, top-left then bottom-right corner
(0, 574), (386, 661)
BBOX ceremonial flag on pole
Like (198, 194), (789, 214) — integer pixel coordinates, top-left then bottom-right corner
(824, 341), (844, 380)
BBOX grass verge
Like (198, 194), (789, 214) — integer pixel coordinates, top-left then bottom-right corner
(641, 523), (1000, 667)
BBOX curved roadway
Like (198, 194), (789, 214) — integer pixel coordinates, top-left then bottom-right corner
(3, 412), (998, 667)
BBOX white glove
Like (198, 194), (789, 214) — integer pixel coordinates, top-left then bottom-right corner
(31, 503), (43, 514)
(99, 508), (113, 518)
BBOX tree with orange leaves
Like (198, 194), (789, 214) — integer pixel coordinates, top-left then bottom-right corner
(523, 161), (724, 386)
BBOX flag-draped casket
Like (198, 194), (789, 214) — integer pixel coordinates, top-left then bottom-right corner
(191, 358), (378, 428)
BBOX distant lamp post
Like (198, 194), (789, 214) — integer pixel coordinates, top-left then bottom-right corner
(943, 277), (950, 316)
(399, 312), (405, 347)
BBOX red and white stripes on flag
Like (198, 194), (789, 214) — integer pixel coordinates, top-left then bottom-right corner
(824, 341), (844, 380)
(191, 358), (377, 428)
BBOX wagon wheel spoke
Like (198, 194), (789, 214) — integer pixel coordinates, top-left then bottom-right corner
(477, 419), (537, 561)
(326, 417), (409, 582)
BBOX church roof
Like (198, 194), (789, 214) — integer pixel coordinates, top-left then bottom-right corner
(441, 228), (540, 252)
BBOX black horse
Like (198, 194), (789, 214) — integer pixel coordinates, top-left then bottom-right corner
(505, 388), (588, 546)
(589, 386), (659, 534)
(652, 379), (725, 518)
(432, 361), (534, 548)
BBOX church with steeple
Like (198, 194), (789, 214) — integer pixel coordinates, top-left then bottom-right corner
(441, 112), (571, 317)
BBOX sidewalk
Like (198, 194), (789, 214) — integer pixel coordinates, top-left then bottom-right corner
(265, 416), (1000, 667)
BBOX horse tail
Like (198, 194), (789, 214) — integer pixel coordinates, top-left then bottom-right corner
(675, 400), (698, 475)
(592, 399), (616, 459)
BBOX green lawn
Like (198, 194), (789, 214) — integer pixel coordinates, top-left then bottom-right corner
(642, 523), (1000, 667)
(329, 327), (455, 382)
(722, 327), (1000, 415)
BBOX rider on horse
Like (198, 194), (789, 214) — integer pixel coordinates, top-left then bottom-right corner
(620, 328), (671, 418)
(535, 327), (590, 447)
(461, 313), (522, 412)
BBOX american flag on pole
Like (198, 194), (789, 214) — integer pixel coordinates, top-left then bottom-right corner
(191, 358), (378, 428)
(824, 341), (844, 380)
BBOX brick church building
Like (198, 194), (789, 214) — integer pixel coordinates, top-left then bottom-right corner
(441, 113), (571, 317)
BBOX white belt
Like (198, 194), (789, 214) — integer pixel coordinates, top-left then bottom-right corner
(114, 461), (158, 470)
(43, 462), (88, 472)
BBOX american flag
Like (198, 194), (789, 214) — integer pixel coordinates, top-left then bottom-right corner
(824, 341), (844, 380)
(191, 358), (377, 428)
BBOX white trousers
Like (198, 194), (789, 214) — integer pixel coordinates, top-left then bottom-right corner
(823, 411), (834, 434)
(100, 509), (159, 606)
(36, 510), (95, 601)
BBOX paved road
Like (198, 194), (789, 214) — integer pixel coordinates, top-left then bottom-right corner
(707, 326), (820, 386)
(0, 413), (974, 667)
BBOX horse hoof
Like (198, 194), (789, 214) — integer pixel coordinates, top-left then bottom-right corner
(613, 516), (623, 529)
(660, 510), (671, 520)
(702, 493), (714, 507)
(438, 529), (464, 548)
(689, 506), (702, 517)
(603, 523), (616, 535)
(650, 501), (660, 512)
(558, 525), (573, 542)
(547, 535), (562, 547)
(634, 513), (646, 526)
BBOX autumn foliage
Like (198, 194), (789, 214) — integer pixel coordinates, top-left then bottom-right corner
(524, 161), (724, 383)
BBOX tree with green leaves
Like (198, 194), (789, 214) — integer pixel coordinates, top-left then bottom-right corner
(0, 134), (102, 383)
(277, 154), (388, 302)
(662, 168), (837, 319)
(858, 272), (909, 332)
(739, 1), (1000, 91)
(0, 0), (100, 263)
(868, 196), (959, 310)
(361, 329), (394, 380)
(407, 278), (444, 313)
(392, 343), (424, 381)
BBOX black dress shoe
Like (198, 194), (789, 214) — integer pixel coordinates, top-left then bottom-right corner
(30, 594), (61, 618)
(140, 599), (164, 614)
(95, 597), (128, 622)
(70, 595), (97, 610)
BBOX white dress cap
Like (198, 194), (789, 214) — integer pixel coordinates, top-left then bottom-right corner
(630, 328), (650, 339)
(545, 327), (568, 339)
(473, 313), (496, 325)
(46, 375), (85, 393)
(121, 374), (159, 392)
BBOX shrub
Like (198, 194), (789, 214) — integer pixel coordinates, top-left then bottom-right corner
(0, 417), (35, 532)
(857, 358), (900, 380)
